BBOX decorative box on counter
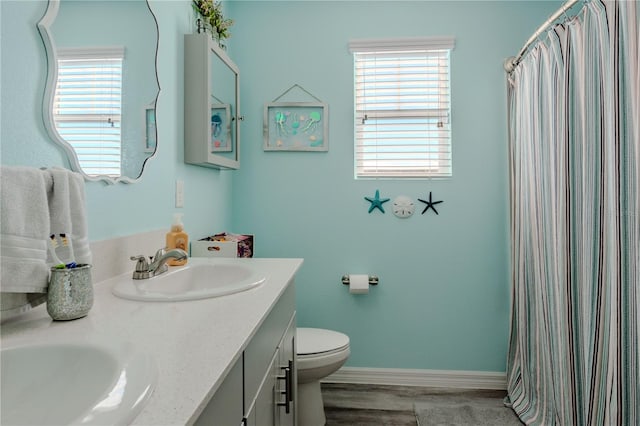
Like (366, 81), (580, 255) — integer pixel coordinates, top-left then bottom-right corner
(191, 233), (254, 258)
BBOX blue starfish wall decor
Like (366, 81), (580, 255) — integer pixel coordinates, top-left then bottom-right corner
(418, 191), (443, 215)
(365, 189), (390, 214)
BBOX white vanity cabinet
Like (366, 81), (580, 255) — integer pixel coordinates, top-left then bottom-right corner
(195, 281), (297, 426)
(245, 314), (296, 426)
(275, 316), (296, 426)
(194, 356), (244, 425)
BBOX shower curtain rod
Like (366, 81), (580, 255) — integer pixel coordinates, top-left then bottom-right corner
(504, 0), (580, 72)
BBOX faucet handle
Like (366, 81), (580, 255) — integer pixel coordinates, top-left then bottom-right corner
(130, 255), (149, 272)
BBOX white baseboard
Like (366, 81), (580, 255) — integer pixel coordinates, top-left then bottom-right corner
(322, 367), (507, 390)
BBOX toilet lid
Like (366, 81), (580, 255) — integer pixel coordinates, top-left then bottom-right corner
(297, 328), (350, 355)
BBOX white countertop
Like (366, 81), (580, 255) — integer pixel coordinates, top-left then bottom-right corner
(0, 257), (303, 425)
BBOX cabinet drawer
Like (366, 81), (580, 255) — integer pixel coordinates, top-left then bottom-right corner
(244, 281), (295, 409)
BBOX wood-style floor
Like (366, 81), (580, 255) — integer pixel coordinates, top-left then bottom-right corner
(322, 383), (510, 426)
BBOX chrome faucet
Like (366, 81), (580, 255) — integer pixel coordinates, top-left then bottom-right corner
(130, 248), (188, 279)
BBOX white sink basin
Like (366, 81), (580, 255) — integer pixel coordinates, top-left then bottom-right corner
(1, 341), (156, 426)
(111, 258), (266, 302)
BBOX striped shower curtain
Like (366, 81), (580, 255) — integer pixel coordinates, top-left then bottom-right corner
(506, 1), (639, 425)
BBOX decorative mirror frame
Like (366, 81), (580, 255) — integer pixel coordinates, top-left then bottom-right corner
(37, 0), (161, 184)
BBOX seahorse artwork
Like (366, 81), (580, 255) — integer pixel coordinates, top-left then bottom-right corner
(291, 113), (300, 135)
(275, 111), (288, 136)
(309, 138), (323, 147)
(302, 111), (321, 133)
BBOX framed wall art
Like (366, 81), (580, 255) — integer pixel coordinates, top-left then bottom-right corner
(263, 102), (328, 151)
(210, 103), (232, 152)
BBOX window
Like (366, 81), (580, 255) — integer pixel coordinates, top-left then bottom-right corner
(54, 47), (124, 177)
(350, 37), (454, 178)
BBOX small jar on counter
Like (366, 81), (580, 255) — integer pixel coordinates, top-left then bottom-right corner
(46, 264), (93, 321)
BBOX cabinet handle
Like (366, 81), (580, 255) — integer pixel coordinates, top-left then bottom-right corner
(277, 364), (291, 414)
(286, 360), (293, 402)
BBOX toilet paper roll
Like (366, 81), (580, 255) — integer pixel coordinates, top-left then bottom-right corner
(349, 274), (369, 294)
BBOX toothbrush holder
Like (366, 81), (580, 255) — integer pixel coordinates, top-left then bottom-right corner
(47, 264), (93, 321)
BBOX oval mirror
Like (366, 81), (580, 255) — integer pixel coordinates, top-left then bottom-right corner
(38, 0), (160, 184)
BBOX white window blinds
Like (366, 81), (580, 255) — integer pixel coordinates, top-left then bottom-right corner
(54, 47), (124, 177)
(350, 37), (454, 178)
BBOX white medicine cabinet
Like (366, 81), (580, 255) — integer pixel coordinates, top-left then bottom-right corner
(184, 33), (241, 169)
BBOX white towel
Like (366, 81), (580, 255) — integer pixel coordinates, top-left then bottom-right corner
(48, 167), (72, 237)
(68, 170), (91, 265)
(0, 166), (50, 293)
(48, 167), (92, 265)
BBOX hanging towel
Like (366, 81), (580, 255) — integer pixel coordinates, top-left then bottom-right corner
(0, 166), (50, 293)
(48, 167), (92, 265)
(68, 170), (91, 265)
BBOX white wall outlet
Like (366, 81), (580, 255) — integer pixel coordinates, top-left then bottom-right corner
(175, 180), (184, 208)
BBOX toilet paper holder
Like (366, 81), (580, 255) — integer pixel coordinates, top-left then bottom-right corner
(341, 275), (379, 286)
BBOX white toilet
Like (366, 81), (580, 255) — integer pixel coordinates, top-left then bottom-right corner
(296, 327), (350, 426)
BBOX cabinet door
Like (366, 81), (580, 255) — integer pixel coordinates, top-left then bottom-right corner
(244, 284), (295, 409)
(275, 314), (296, 426)
(245, 350), (278, 426)
(194, 355), (243, 426)
(184, 33), (240, 170)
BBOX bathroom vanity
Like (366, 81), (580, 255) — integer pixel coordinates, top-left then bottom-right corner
(195, 282), (297, 426)
(0, 257), (303, 425)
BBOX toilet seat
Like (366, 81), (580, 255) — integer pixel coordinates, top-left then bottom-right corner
(297, 328), (350, 357)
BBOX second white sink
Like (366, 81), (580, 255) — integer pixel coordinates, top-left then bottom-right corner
(1, 341), (156, 426)
(112, 258), (266, 302)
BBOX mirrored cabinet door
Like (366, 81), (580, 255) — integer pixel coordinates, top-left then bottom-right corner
(184, 33), (240, 170)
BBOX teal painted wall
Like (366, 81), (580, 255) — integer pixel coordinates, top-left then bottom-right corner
(227, 1), (555, 371)
(1, 0), (232, 241)
(1, 0), (557, 373)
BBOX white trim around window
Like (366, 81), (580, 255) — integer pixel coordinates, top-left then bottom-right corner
(350, 37), (455, 179)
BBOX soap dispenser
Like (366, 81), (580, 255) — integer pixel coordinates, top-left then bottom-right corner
(166, 213), (188, 266)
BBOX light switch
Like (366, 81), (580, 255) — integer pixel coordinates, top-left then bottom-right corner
(176, 180), (184, 208)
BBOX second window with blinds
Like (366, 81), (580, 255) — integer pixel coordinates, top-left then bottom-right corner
(54, 47), (124, 177)
(350, 37), (455, 179)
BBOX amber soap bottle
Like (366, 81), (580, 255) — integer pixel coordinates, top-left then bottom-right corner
(166, 213), (188, 266)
